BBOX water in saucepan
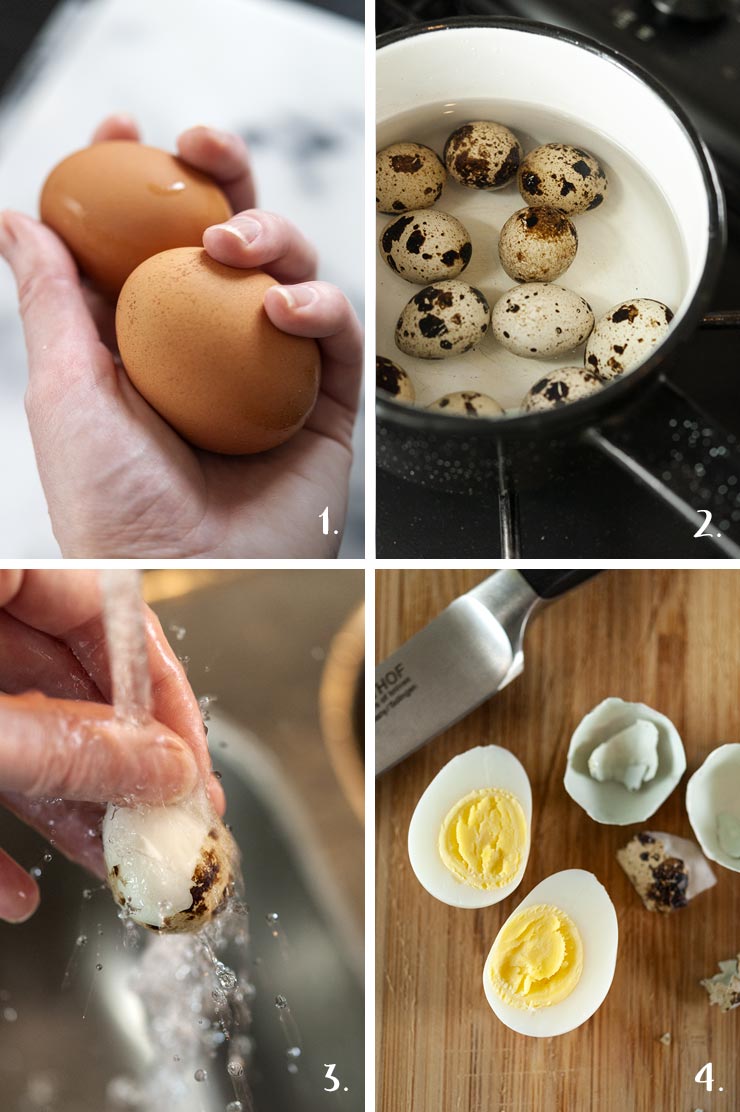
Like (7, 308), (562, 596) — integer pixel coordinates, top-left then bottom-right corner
(377, 100), (690, 411)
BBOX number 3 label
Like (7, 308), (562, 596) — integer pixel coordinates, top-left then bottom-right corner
(324, 1063), (340, 1092)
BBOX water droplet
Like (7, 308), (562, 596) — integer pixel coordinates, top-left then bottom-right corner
(75, 935), (88, 947)
(173, 1055), (181, 1062)
(96, 963), (103, 972)
(215, 962), (237, 990)
(275, 994), (288, 1009)
(213, 769), (223, 780)
(42, 853), (52, 863)
(265, 912), (279, 923)
(212, 989), (226, 1005)
(287, 1062), (299, 1074)
(3, 1007), (18, 1022)
(82, 888), (93, 900)
(226, 1103), (243, 1112)
(286, 1046), (301, 1059)
(169, 624), (187, 642)
(30, 867), (42, 878)
(194, 1068), (208, 1082)
(227, 1058), (245, 1079)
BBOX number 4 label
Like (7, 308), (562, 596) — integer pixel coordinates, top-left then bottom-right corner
(695, 1062), (714, 1092)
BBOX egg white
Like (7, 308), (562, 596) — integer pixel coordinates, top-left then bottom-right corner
(483, 869), (618, 1038)
(408, 745), (532, 908)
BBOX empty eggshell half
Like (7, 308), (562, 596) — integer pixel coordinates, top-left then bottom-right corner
(686, 744), (740, 873)
(564, 697), (686, 824)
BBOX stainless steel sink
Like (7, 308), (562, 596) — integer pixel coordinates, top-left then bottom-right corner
(0, 571), (364, 1111)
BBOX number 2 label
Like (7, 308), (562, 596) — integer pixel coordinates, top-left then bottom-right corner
(694, 510), (719, 538)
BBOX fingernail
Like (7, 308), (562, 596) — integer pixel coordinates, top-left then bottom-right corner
(274, 284), (319, 310)
(213, 218), (260, 245)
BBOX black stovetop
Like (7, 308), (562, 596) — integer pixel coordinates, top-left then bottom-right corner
(376, 0), (740, 558)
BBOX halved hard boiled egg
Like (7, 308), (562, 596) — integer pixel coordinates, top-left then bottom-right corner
(483, 869), (618, 1037)
(408, 745), (532, 908)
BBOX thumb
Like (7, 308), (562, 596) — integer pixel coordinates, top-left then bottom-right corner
(0, 692), (198, 805)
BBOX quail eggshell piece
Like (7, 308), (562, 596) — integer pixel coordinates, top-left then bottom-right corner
(395, 280), (491, 360)
(377, 355), (415, 402)
(428, 391), (504, 417)
(518, 143), (608, 215)
(444, 121), (522, 190)
(686, 744), (740, 873)
(380, 209), (472, 284)
(565, 697), (686, 824)
(585, 298), (675, 380)
(408, 745), (532, 908)
(491, 283), (594, 359)
(499, 206), (578, 283)
(376, 142), (446, 213)
(483, 870), (618, 1038)
(616, 831), (716, 913)
(116, 248), (320, 455)
(522, 366), (604, 411)
(40, 141), (232, 298)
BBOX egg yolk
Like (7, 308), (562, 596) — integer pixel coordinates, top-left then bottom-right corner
(489, 903), (583, 1009)
(438, 788), (527, 889)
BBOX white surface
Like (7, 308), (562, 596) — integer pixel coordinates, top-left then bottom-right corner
(377, 24), (709, 414)
(0, 0), (364, 557)
(687, 744), (740, 874)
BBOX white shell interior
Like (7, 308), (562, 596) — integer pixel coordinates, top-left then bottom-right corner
(377, 25), (712, 414)
(686, 744), (740, 873)
(564, 697), (686, 824)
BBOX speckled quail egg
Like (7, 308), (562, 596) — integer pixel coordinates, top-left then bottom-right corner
(585, 298), (675, 380)
(518, 143), (608, 215)
(428, 391), (504, 417)
(499, 206), (578, 283)
(376, 142), (446, 213)
(380, 209), (472, 284)
(491, 283), (594, 359)
(444, 121), (522, 190)
(395, 280), (491, 360)
(376, 355), (415, 402)
(522, 366), (604, 411)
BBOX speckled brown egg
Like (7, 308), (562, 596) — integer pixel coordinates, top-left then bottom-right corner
(428, 391), (504, 417)
(585, 298), (675, 380)
(518, 143), (608, 215)
(380, 209), (472, 284)
(377, 355), (415, 402)
(522, 366), (605, 411)
(40, 141), (232, 297)
(395, 280), (491, 360)
(376, 142), (446, 213)
(491, 283), (594, 358)
(498, 206), (578, 283)
(116, 247), (320, 455)
(444, 121), (522, 190)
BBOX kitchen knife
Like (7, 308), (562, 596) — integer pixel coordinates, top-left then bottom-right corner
(375, 569), (598, 775)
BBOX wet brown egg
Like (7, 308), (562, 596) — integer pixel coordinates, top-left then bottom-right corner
(40, 141), (231, 297)
(115, 247), (321, 455)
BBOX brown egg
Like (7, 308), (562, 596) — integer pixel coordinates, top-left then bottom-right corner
(40, 141), (231, 297)
(115, 247), (321, 455)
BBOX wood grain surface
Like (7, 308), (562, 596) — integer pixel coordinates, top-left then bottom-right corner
(376, 569), (740, 1112)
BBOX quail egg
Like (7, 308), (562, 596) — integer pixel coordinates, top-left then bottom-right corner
(518, 143), (608, 215)
(395, 280), (491, 360)
(483, 870), (618, 1038)
(376, 355), (415, 402)
(491, 283), (594, 358)
(522, 366), (604, 411)
(687, 744), (740, 874)
(408, 745), (532, 908)
(585, 298), (675, 380)
(498, 206), (578, 283)
(444, 121), (522, 190)
(428, 391), (504, 417)
(380, 209), (472, 284)
(376, 142), (446, 213)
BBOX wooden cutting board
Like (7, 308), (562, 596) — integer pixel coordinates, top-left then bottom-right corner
(376, 569), (740, 1112)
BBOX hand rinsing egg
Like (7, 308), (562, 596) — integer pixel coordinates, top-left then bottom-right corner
(116, 248), (321, 454)
(483, 870), (618, 1037)
(40, 141), (232, 297)
(408, 745), (531, 908)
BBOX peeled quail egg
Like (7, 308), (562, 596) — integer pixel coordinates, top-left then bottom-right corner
(395, 280), (491, 360)
(103, 787), (236, 932)
(522, 366), (604, 411)
(499, 206), (578, 283)
(428, 391), (504, 417)
(617, 831), (716, 913)
(380, 209), (472, 284)
(376, 355), (415, 402)
(564, 697), (686, 824)
(518, 143), (608, 215)
(585, 299), (675, 380)
(444, 121), (522, 190)
(686, 744), (740, 873)
(491, 283), (594, 359)
(408, 745), (532, 908)
(376, 142), (446, 213)
(483, 870), (618, 1037)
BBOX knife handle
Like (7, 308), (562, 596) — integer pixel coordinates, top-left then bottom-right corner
(518, 570), (600, 599)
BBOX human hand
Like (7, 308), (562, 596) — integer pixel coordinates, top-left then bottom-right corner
(0, 116), (363, 558)
(0, 569), (223, 923)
